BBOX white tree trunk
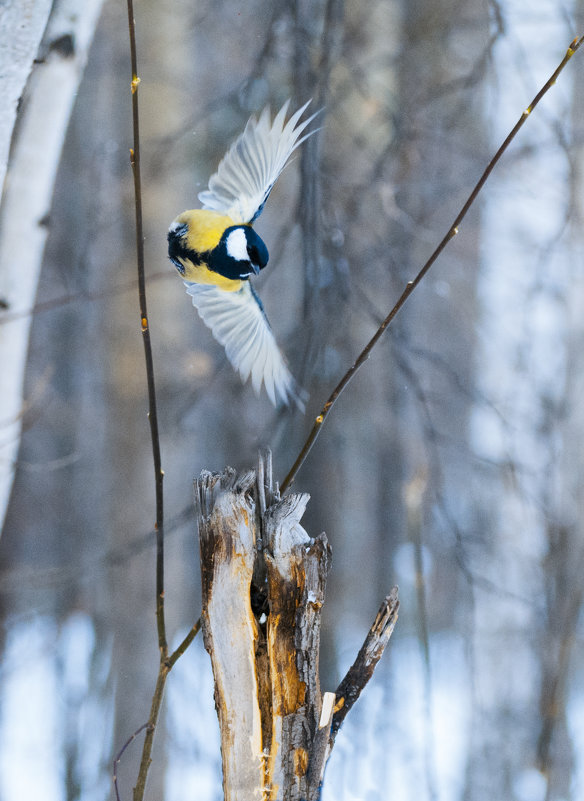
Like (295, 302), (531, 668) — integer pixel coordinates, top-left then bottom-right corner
(0, 0), (105, 533)
(0, 0), (53, 194)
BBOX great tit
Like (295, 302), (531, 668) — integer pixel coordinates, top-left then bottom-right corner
(168, 100), (318, 409)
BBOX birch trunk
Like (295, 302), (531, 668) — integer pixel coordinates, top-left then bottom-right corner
(0, 0), (104, 533)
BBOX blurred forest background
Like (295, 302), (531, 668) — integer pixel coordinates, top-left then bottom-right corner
(1, 0), (584, 800)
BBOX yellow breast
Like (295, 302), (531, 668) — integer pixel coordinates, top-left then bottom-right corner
(174, 209), (245, 292)
(180, 260), (242, 291)
(176, 209), (235, 252)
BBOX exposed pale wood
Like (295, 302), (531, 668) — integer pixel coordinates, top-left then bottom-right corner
(197, 469), (263, 801)
(195, 456), (398, 801)
(306, 691), (335, 798)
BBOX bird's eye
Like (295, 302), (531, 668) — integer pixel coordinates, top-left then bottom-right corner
(170, 256), (185, 275)
(169, 222), (189, 239)
(247, 245), (259, 264)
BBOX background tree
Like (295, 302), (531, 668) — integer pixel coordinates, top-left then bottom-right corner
(1, 1), (583, 800)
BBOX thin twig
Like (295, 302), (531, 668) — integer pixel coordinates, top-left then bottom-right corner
(125, 1), (201, 794)
(113, 723), (150, 801)
(280, 35), (584, 493)
(167, 618), (202, 670)
(126, 0), (166, 656)
(0, 271), (171, 325)
(116, 623), (200, 801)
(125, 2), (172, 799)
(132, 668), (169, 801)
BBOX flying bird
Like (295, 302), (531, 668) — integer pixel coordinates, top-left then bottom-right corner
(168, 100), (318, 409)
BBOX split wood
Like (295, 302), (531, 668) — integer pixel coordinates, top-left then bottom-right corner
(196, 452), (399, 801)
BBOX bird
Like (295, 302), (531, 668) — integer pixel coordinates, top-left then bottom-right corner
(167, 99), (318, 409)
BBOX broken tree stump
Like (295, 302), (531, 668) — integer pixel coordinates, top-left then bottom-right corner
(195, 452), (399, 801)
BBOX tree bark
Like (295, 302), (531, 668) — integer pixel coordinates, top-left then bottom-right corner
(0, 0), (104, 534)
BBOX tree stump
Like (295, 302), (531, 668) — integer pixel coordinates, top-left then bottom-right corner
(195, 452), (399, 801)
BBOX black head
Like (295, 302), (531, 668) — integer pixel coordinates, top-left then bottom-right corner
(209, 225), (269, 281)
(167, 221), (189, 275)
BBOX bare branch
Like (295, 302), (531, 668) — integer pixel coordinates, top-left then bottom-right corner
(331, 587), (400, 741)
(281, 36), (584, 493)
(113, 722), (149, 801)
(125, 3), (199, 799)
(125, 0), (166, 653)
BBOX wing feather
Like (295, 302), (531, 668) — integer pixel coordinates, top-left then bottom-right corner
(185, 282), (305, 409)
(198, 100), (319, 224)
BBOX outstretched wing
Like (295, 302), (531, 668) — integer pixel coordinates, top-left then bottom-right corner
(185, 281), (305, 410)
(198, 100), (318, 224)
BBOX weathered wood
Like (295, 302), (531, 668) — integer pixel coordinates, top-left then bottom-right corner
(263, 493), (330, 801)
(331, 588), (400, 741)
(307, 691), (335, 794)
(195, 455), (399, 801)
(197, 468), (263, 801)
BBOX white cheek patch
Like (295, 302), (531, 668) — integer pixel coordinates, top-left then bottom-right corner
(225, 227), (249, 262)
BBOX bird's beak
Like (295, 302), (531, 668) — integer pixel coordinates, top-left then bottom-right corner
(251, 262), (261, 276)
